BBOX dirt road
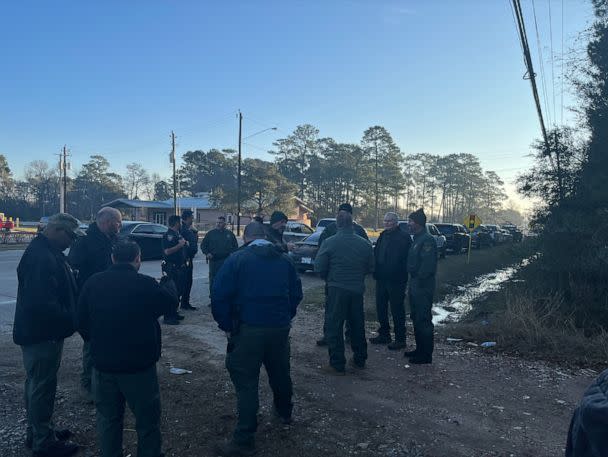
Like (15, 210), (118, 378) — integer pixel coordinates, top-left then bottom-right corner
(0, 251), (598, 457)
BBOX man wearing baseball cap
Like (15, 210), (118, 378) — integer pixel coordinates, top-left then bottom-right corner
(13, 213), (82, 457)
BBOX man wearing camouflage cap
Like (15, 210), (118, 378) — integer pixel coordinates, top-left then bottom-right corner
(13, 213), (82, 457)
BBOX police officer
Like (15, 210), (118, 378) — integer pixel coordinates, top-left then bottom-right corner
(77, 241), (178, 457)
(370, 211), (411, 349)
(180, 209), (198, 311)
(316, 203), (369, 347)
(211, 222), (303, 456)
(68, 206), (122, 401)
(161, 215), (187, 325)
(200, 215), (238, 296)
(13, 213), (81, 457)
(404, 208), (437, 364)
(314, 211), (374, 375)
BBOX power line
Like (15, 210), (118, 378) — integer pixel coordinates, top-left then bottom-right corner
(511, 0), (550, 150)
(548, 0), (557, 127)
(530, 0), (553, 128)
(561, 0), (565, 125)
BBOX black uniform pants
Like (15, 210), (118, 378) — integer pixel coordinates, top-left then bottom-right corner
(409, 277), (435, 359)
(165, 266), (185, 317)
(226, 325), (292, 447)
(326, 286), (367, 370)
(375, 280), (407, 341)
(181, 260), (194, 307)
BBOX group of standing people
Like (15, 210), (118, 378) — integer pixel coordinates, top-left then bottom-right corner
(12, 202), (437, 457)
(312, 203), (437, 377)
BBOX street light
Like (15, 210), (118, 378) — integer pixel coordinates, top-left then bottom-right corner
(236, 113), (277, 235)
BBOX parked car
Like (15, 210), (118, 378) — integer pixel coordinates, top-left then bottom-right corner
(118, 221), (168, 260)
(500, 229), (514, 243)
(288, 231), (322, 272)
(264, 220), (315, 244)
(471, 225), (493, 249)
(315, 218), (336, 232)
(484, 224), (506, 245)
(434, 223), (470, 254)
(398, 221), (447, 259)
(501, 224), (523, 242)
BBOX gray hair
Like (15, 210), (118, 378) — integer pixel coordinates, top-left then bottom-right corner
(97, 207), (121, 223)
(383, 212), (399, 222)
(46, 213), (79, 232)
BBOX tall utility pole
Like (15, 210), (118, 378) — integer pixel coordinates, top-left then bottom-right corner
(63, 145), (68, 212)
(170, 131), (177, 215)
(236, 111), (243, 236)
(57, 145), (69, 213)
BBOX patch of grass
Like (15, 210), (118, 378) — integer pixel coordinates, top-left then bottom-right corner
(444, 284), (608, 367)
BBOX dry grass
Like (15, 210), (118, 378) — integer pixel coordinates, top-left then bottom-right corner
(445, 288), (608, 367)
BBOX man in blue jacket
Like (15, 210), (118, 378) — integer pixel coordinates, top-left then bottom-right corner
(211, 221), (303, 457)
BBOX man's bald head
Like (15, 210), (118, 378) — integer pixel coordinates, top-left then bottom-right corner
(243, 222), (266, 244)
(96, 207), (122, 236)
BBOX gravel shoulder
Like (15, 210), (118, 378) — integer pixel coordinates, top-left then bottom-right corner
(0, 252), (598, 457)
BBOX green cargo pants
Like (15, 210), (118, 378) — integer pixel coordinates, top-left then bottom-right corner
(93, 365), (162, 457)
(326, 286), (367, 371)
(409, 277), (435, 359)
(226, 324), (292, 447)
(21, 340), (64, 452)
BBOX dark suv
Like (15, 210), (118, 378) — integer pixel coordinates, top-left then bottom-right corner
(434, 223), (470, 254)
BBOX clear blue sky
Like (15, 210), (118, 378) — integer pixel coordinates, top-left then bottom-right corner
(0, 0), (594, 205)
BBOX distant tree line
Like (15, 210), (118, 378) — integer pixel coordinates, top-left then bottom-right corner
(1, 129), (514, 225)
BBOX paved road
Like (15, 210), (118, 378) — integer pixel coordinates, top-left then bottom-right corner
(0, 249), (211, 335)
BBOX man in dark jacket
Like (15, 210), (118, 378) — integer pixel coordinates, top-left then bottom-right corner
(316, 203), (370, 347)
(404, 208), (437, 364)
(263, 211), (294, 253)
(68, 206), (121, 400)
(201, 215), (238, 297)
(370, 212), (411, 349)
(180, 209), (198, 310)
(211, 222), (303, 457)
(161, 215), (187, 324)
(13, 213), (81, 457)
(566, 369), (608, 457)
(77, 241), (178, 457)
(314, 211), (374, 375)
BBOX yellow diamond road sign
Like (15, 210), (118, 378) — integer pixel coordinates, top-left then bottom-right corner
(464, 214), (482, 232)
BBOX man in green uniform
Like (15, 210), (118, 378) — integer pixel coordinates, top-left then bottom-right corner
(314, 211), (374, 375)
(316, 203), (369, 347)
(370, 212), (411, 349)
(13, 213), (81, 457)
(201, 216), (238, 296)
(404, 208), (437, 364)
